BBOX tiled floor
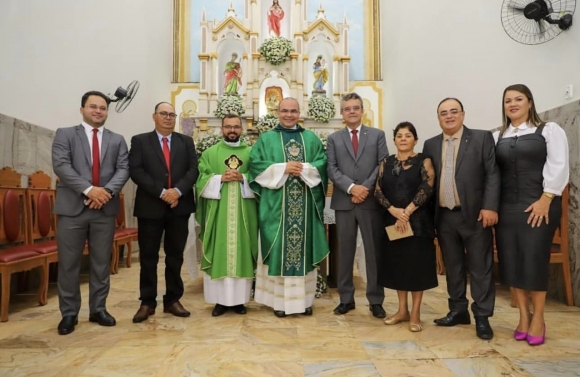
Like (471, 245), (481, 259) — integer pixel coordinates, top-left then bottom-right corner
(1, 255), (580, 377)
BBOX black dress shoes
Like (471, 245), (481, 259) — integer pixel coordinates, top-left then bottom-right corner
(212, 304), (228, 317)
(475, 316), (494, 340)
(369, 304), (387, 319)
(164, 301), (191, 317)
(232, 305), (247, 315)
(133, 305), (155, 323)
(89, 310), (116, 326)
(333, 302), (355, 315)
(57, 315), (78, 335)
(303, 307), (313, 316)
(274, 310), (286, 317)
(433, 311), (471, 326)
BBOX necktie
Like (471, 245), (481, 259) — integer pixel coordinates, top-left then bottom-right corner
(442, 137), (456, 210)
(92, 128), (100, 187)
(351, 129), (358, 156)
(162, 137), (172, 188)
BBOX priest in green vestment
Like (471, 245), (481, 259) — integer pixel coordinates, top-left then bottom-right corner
(249, 98), (329, 317)
(196, 115), (258, 316)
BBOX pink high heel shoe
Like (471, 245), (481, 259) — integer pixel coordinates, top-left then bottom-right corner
(526, 324), (546, 346)
(513, 329), (527, 341)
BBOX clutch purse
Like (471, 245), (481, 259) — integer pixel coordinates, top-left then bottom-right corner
(385, 224), (414, 241)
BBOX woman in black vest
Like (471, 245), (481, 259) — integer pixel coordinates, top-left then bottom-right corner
(494, 84), (569, 346)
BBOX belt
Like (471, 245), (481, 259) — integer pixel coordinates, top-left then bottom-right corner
(440, 206), (462, 212)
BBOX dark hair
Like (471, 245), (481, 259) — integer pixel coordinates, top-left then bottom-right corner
(154, 102), (173, 112)
(393, 121), (418, 140)
(340, 92), (364, 110)
(437, 97), (464, 113)
(499, 84), (544, 137)
(81, 91), (110, 108)
(221, 114), (242, 126)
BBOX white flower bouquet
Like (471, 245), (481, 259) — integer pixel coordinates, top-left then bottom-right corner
(307, 96), (336, 123)
(214, 94), (245, 119)
(255, 113), (279, 134)
(317, 132), (329, 151)
(259, 37), (294, 66)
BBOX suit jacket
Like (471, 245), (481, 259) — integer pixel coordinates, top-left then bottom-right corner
(129, 131), (198, 219)
(52, 125), (130, 217)
(422, 126), (500, 228)
(327, 125), (388, 210)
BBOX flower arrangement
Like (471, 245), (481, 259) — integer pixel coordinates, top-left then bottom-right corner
(195, 133), (254, 158)
(214, 94), (245, 119)
(255, 113), (279, 134)
(307, 96), (336, 123)
(315, 266), (328, 298)
(259, 37), (294, 66)
(317, 132), (329, 151)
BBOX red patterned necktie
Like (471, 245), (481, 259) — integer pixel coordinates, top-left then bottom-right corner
(162, 137), (171, 188)
(92, 128), (100, 187)
(351, 129), (359, 156)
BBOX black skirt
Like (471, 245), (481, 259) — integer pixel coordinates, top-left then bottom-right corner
(496, 197), (561, 291)
(378, 235), (438, 292)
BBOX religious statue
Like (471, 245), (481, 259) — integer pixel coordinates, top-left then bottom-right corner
(224, 53), (242, 95)
(267, 0), (284, 37)
(179, 100), (197, 137)
(266, 94), (280, 115)
(312, 55), (329, 91)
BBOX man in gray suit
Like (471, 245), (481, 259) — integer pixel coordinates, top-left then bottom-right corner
(327, 92), (388, 318)
(422, 97), (500, 340)
(52, 91), (130, 335)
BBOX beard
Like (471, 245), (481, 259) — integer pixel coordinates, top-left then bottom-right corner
(225, 133), (240, 142)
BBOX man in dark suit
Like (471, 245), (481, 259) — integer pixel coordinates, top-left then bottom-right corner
(129, 102), (198, 323)
(423, 97), (500, 340)
(327, 92), (389, 318)
(52, 91), (130, 335)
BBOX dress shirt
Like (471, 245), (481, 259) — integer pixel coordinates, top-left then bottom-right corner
(156, 131), (182, 197)
(492, 122), (569, 195)
(438, 126), (463, 207)
(346, 124), (362, 194)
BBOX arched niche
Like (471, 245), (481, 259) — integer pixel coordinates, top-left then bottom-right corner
(306, 33), (335, 97)
(217, 33), (246, 97)
(258, 70), (291, 117)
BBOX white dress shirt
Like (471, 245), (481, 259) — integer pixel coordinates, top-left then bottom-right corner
(81, 122), (104, 194)
(493, 122), (569, 195)
(347, 124), (362, 194)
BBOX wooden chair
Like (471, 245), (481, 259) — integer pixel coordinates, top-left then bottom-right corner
(0, 186), (47, 322)
(550, 186), (573, 306)
(112, 193), (138, 273)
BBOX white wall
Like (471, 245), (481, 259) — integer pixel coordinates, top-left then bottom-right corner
(381, 0), (580, 148)
(0, 0), (173, 140)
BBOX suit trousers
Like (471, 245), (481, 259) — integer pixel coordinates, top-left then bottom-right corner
(137, 212), (190, 308)
(437, 209), (495, 317)
(57, 208), (116, 317)
(335, 207), (385, 305)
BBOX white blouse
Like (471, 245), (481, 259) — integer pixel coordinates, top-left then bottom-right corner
(492, 122), (569, 195)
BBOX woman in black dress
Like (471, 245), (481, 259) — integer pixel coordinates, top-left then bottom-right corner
(374, 122), (438, 332)
(494, 84), (569, 346)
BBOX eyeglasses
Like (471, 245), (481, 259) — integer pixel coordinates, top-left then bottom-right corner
(342, 106), (362, 112)
(279, 109), (299, 114)
(438, 109), (462, 117)
(223, 125), (242, 131)
(157, 111), (178, 119)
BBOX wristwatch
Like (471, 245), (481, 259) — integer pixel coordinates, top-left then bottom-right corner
(543, 192), (555, 199)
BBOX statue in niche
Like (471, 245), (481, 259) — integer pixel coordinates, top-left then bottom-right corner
(265, 86), (283, 115)
(180, 100), (197, 137)
(267, 0), (285, 37)
(312, 55), (329, 91)
(223, 53), (242, 95)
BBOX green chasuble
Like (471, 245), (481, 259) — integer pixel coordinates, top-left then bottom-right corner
(249, 125), (329, 277)
(196, 141), (258, 279)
